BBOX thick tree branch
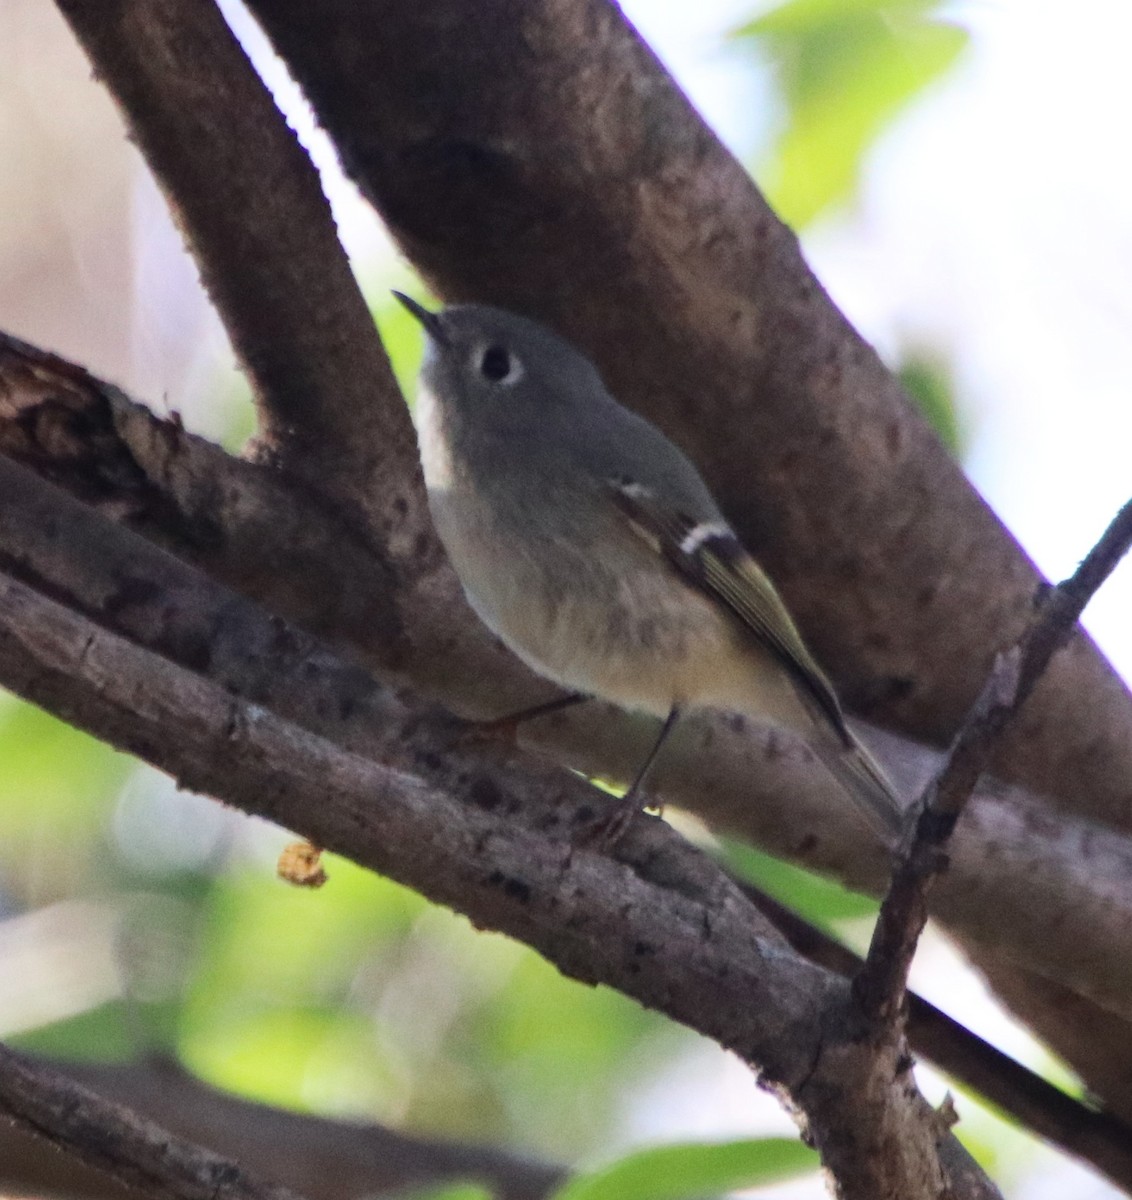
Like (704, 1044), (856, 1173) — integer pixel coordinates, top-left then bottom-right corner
(0, 567), (1000, 1200)
(856, 496), (1132, 1024)
(0, 323), (536, 709)
(4, 402), (1132, 1008)
(7, 333), (1132, 1119)
(51, 0), (419, 530)
(0, 446), (1123, 1188)
(47, 0), (476, 714)
(0, 1058), (562, 1200)
(0, 1044), (305, 1200)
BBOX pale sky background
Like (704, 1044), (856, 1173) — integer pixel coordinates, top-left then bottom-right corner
(3, 0), (1131, 1196)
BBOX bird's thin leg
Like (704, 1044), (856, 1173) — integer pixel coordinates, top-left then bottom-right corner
(581, 706), (682, 847)
(624, 705), (682, 810)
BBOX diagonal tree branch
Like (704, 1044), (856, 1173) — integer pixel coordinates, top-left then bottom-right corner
(0, 433), (1120, 1187)
(0, 1043), (306, 1200)
(47, 0), (472, 709)
(243, 0), (1132, 843)
(855, 496), (1132, 1025)
(0, 1057), (563, 1200)
(8, 333), (1132, 1123)
(0, 563), (1000, 1199)
(0, 443), (1126, 1189)
(50, 0), (416, 529)
(6, 340), (1132, 1041)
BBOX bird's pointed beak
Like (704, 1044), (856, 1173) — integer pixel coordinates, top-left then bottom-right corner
(393, 291), (448, 346)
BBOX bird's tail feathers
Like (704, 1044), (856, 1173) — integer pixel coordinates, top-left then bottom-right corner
(809, 731), (907, 845)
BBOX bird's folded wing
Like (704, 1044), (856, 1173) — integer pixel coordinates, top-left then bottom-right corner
(607, 478), (851, 744)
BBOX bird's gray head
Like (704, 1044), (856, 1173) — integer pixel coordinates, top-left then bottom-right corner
(394, 294), (607, 424)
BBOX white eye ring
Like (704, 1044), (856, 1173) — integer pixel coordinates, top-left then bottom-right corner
(475, 343), (524, 385)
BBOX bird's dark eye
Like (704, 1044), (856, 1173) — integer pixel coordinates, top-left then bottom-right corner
(479, 344), (513, 382)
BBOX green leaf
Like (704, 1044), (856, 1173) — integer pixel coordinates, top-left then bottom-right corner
(721, 840), (877, 930)
(399, 1186), (495, 1200)
(898, 353), (964, 456)
(551, 1138), (817, 1200)
(734, 0), (968, 226)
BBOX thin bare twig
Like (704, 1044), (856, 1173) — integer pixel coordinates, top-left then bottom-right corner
(740, 881), (1132, 1193)
(855, 496), (1132, 1024)
(0, 1043), (306, 1200)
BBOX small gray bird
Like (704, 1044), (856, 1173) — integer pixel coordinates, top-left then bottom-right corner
(396, 293), (904, 842)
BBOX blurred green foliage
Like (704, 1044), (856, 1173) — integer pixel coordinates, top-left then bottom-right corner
(0, 698), (132, 896)
(14, 1003), (140, 1064)
(403, 1186), (495, 1200)
(735, 0), (968, 229)
(550, 1138), (818, 1200)
(899, 351), (965, 455)
(722, 840), (878, 933)
(374, 284), (431, 401)
(174, 853), (677, 1155)
(734, 0), (970, 460)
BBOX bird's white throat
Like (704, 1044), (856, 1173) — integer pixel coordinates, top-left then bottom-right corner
(414, 380), (457, 492)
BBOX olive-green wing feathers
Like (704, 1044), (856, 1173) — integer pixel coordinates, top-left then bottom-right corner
(608, 479), (849, 742)
(609, 478), (904, 839)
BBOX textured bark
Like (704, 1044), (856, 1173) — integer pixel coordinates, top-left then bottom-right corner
(10, 0), (1132, 1186)
(0, 331), (471, 695)
(51, 0), (418, 523)
(3, 398), (1132, 1026)
(5, 336), (1132, 1123)
(746, 882), (1132, 1192)
(0, 1059), (562, 1200)
(0, 567), (1001, 1199)
(0, 1046), (304, 1200)
(49, 0), (480, 703)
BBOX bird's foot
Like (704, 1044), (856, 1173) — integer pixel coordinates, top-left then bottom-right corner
(573, 787), (663, 850)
